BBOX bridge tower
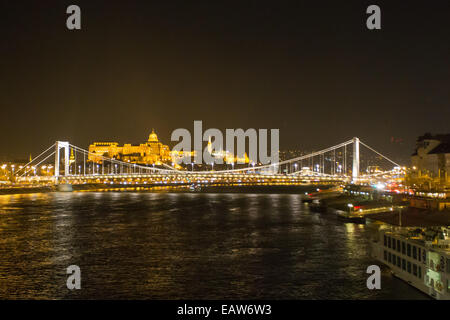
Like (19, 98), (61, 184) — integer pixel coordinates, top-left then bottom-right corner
(55, 141), (70, 179)
(352, 137), (360, 180)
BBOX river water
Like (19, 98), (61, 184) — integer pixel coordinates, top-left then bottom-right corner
(0, 191), (427, 299)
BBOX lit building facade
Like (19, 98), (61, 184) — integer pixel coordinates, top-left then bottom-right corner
(88, 130), (171, 165)
(411, 133), (450, 183)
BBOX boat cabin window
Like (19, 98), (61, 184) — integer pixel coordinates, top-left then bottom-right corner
(418, 248), (421, 262)
(388, 237), (391, 248)
(402, 259), (406, 270)
(402, 242), (406, 254)
(392, 239), (396, 250)
(384, 250), (387, 261)
(407, 244), (411, 257)
(407, 261), (411, 273)
(397, 256), (401, 268)
(413, 264), (417, 276)
(384, 235), (387, 246)
(413, 246), (417, 260)
(397, 240), (401, 252)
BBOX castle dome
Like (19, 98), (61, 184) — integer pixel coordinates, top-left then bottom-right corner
(148, 129), (158, 142)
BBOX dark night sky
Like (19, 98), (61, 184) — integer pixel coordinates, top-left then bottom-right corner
(1, 0), (449, 163)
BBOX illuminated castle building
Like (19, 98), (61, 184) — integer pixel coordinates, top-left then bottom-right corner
(88, 130), (171, 165)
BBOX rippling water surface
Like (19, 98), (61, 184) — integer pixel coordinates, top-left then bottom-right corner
(0, 191), (427, 299)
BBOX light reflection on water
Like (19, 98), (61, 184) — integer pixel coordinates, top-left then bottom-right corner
(0, 192), (427, 299)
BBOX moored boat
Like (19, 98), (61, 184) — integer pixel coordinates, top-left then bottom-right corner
(372, 226), (450, 300)
(189, 183), (201, 192)
(336, 210), (366, 224)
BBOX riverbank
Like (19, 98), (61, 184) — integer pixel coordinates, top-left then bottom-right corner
(0, 183), (335, 195)
(0, 186), (54, 195)
(366, 207), (450, 227)
(306, 191), (450, 227)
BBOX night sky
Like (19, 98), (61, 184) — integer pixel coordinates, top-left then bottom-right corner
(1, 0), (449, 163)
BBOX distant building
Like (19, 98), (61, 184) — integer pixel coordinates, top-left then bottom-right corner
(411, 133), (450, 183)
(88, 129), (171, 165)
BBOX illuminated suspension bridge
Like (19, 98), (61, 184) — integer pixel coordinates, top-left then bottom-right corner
(13, 137), (404, 187)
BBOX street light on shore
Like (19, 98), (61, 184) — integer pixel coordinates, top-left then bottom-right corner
(347, 203), (353, 215)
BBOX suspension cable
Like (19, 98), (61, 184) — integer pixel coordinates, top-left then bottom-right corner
(19, 151), (56, 177)
(359, 141), (400, 167)
(15, 143), (55, 174)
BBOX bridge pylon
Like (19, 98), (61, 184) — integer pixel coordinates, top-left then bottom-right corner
(352, 137), (360, 180)
(55, 141), (70, 181)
